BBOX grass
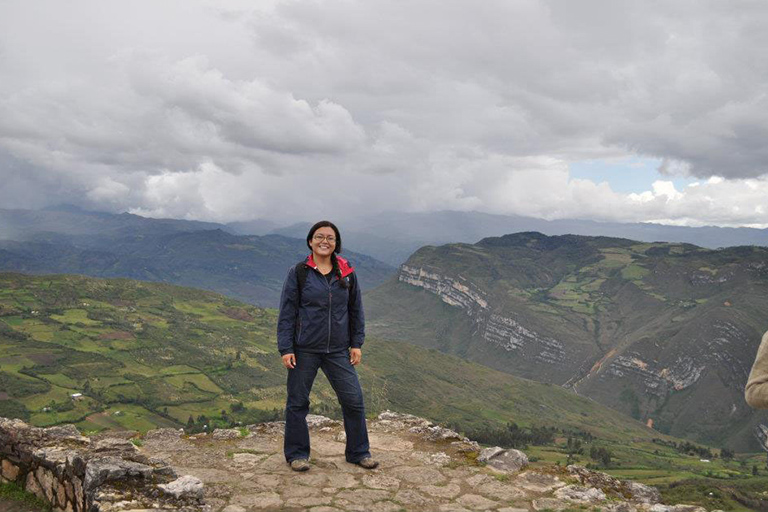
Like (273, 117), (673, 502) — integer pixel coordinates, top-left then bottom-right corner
(0, 482), (52, 512)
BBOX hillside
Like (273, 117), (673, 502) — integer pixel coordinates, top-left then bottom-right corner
(3, 271), (768, 501)
(0, 271), (653, 441)
(365, 232), (768, 451)
(0, 230), (394, 307)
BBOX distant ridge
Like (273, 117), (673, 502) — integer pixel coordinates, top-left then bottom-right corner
(263, 210), (768, 265)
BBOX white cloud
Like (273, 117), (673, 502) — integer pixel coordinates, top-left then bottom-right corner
(1, 0), (768, 226)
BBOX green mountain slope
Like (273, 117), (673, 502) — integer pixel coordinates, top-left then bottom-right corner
(365, 232), (768, 451)
(0, 230), (394, 307)
(0, 271), (656, 443)
(6, 271), (768, 504)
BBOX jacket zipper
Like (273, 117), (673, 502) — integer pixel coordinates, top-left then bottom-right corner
(326, 274), (332, 353)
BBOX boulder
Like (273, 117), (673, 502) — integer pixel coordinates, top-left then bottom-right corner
(306, 415), (339, 428)
(158, 475), (205, 500)
(479, 447), (528, 473)
(83, 456), (153, 492)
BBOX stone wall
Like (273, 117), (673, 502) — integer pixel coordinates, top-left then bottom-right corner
(0, 417), (205, 512)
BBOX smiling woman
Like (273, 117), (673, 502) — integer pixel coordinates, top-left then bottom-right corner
(276, 220), (378, 472)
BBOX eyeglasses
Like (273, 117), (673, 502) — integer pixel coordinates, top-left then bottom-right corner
(313, 234), (337, 243)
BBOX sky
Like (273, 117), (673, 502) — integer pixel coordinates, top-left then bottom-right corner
(1, 1), (768, 227)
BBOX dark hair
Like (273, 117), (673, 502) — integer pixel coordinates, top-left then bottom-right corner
(306, 220), (342, 253)
(306, 220), (349, 288)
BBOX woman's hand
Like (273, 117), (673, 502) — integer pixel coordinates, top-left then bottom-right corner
(282, 353), (296, 369)
(350, 348), (362, 365)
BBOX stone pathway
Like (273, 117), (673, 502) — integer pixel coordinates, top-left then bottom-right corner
(138, 412), (677, 512)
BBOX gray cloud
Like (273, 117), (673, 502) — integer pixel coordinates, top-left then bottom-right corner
(1, 0), (768, 226)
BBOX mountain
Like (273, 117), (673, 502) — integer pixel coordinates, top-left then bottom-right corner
(5, 271), (768, 505)
(266, 211), (768, 266)
(0, 205), (223, 240)
(365, 232), (768, 451)
(0, 230), (394, 307)
(0, 271), (656, 443)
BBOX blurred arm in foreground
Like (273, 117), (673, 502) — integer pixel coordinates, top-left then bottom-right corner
(745, 330), (768, 408)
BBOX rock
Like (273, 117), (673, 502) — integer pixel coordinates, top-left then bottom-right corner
(532, 498), (569, 511)
(93, 438), (139, 454)
(89, 430), (138, 441)
(627, 481), (662, 504)
(419, 482), (462, 498)
(476, 479), (528, 501)
(144, 428), (184, 441)
(362, 473), (400, 490)
(409, 424), (468, 443)
(43, 424), (86, 443)
(451, 439), (481, 453)
(83, 456), (153, 491)
(1, 459), (19, 481)
(158, 475), (204, 500)
(35, 466), (55, 502)
(604, 502), (639, 512)
(306, 415), (338, 428)
(388, 466), (447, 485)
(480, 448), (528, 473)
(515, 471), (565, 493)
(25, 471), (45, 501)
(555, 484), (607, 503)
(377, 410), (432, 426)
(456, 493), (500, 510)
(393, 489), (431, 506)
(567, 465), (660, 504)
(410, 450), (452, 466)
(212, 428), (241, 440)
(478, 446), (505, 462)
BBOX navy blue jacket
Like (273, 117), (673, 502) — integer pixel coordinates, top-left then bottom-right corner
(277, 255), (365, 356)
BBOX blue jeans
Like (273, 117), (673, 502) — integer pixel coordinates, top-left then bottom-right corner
(284, 349), (371, 463)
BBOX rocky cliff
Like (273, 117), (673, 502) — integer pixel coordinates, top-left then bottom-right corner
(367, 233), (768, 449)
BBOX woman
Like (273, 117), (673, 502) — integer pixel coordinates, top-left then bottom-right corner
(277, 220), (378, 471)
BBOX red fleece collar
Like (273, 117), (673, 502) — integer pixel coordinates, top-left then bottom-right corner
(306, 254), (354, 278)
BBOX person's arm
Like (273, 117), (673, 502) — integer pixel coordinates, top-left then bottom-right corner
(745, 330), (768, 408)
(348, 272), (365, 350)
(277, 266), (299, 357)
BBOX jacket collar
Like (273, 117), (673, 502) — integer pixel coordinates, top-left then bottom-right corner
(306, 253), (354, 278)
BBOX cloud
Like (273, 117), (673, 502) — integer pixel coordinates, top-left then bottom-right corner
(1, 0), (768, 226)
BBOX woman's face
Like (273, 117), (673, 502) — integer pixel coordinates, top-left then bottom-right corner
(310, 226), (337, 258)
